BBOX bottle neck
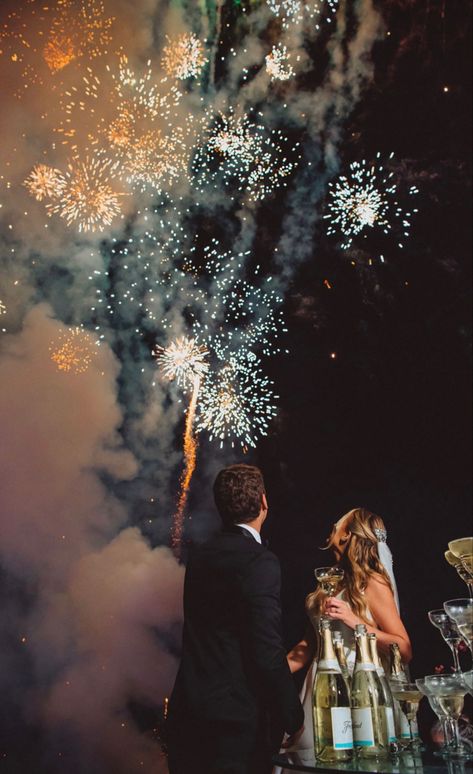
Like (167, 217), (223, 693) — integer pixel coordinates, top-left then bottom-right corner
(355, 633), (376, 671)
(368, 635), (384, 673)
(389, 645), (405, 680)
(319, 625), (340, 671)
(334, 639), (348, 668)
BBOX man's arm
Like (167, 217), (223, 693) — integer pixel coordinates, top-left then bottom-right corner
(240, 550), (304, 735)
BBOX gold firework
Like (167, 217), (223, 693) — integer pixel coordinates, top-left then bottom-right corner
(24, 164), (66, 202)
(57, 55), (189, 192)
(49, 327), (97, 374)
(46, 156), (126, 233)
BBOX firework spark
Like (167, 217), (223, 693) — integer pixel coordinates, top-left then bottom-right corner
(197, 360), (278, 449)
(43, 0), (115, 73)
(266, 45), (295, 81)
(49, 327), (97, 374)
(46, 156), (126, 233)
(266, 0), (339, 28)
(0, 299), (6, 316)
(57, 56), (189, 192)
(155, 337), (209, 390)
(24, 164), (66, 202)
(324, 153), (419, 249)
(0, 0), (115, 94)
(193, 110), (301, 202)
(161, 33), (207, 80)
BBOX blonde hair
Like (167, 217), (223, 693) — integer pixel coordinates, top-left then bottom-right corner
(307, 508), (393, 621)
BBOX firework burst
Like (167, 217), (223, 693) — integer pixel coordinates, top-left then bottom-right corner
(197, 360), (278, 449)
(324, 153), (420, 249)
(266, 0), (339, 29)
(57, 55), (189, 193)
(161, 33), (207, 80)
(193, 110), (301, 202)
(46, 156), (126, 233)
(155, 336), (209, 390)
(0, 0), (115, 95)
(266, 45), (295, 81)
(49, 326), (98, 374)
(24, 164), (66, 202)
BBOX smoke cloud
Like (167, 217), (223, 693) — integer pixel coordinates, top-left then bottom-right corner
(0, 0), (385, 770)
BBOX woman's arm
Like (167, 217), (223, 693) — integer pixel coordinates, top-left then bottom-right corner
(324, 575), (412, 663)
(287, 626), (316, 674)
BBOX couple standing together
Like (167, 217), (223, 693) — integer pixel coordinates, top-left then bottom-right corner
(167, 464), (412, 774)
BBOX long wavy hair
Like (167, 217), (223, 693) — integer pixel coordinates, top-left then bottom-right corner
(307, 508), (394, 621)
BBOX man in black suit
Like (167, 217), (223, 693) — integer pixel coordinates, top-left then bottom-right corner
(167, 464), (304, 774)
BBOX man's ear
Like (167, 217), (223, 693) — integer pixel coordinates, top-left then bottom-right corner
(261, 492), (268, 515)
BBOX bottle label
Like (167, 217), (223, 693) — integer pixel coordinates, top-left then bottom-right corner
(352, 708), (375, 747)
(354, 663), (376, 673)
(399, 710), (419, 739)
(331, 707), (354, 749)
(385, 707), (397, 743)
(318, 659), (340, 672)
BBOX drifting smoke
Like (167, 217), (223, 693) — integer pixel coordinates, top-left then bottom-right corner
(0, 0), (386, 770)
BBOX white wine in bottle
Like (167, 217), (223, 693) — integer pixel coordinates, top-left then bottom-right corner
(313, 618), (353, 762)
(350, 624), (389, 759)
(333, 631), (351, 690)
(389, 643), (419, 742)
(368, 633), (397, 746)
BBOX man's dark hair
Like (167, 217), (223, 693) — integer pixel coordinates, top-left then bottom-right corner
(213, 464), (266, 525)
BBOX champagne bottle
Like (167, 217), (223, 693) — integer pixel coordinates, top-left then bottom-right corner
(368, 633), (397, 745)
(313, 618), (353, 762)
(350, 624), (389, 758)
(333, 631), (351, 689)
(389, 643), (419, 742)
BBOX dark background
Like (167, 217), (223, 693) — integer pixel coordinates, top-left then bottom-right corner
(249, 0), (473, 735)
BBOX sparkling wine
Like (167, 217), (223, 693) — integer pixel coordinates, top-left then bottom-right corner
(313, 618), (353, 762)
(350, 625), (389, 759)
(437, 694), (465, 719)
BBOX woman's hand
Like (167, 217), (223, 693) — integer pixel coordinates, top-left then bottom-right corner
(324, 597), (360, 629)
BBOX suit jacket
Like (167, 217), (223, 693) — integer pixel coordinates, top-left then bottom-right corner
(168, 526), (303, 768)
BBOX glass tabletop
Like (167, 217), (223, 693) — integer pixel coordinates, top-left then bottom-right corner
(273, 749), (473, 773)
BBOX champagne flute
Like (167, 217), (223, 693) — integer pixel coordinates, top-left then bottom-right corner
(424, 674), (472, 760)
(390, 684), (424, 752)
(445, 551), (473, 598)
(416, 678), (452, 756)
(428, 609), (463, 673)
(462, 671), (473, 697)
(444, 599), (473, 654)
(314, 566), (345, 597)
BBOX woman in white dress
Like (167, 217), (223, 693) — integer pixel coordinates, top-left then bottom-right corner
(275, 508), (412, 770)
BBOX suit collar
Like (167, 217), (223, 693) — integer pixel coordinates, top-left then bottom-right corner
(223, 525), (268, 547)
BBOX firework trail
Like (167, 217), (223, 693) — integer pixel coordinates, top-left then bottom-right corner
(155, 337), (209, 555)
(172, 375), (201, 557)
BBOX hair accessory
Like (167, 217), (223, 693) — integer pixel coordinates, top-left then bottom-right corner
(374, 527), (387, 543)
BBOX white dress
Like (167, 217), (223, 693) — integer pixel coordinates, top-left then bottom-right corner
(273, 593), (385, 774)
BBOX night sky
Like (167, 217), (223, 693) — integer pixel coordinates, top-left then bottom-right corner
(254, 0), (472, 715)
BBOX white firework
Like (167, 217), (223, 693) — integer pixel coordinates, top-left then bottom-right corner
(324, 153), (420, 249)
(266, 0), (339, 29)
(155, 336), (209, 390)
(197, 360), (278, 449)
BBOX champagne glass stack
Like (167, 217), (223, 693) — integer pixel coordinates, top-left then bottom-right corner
(416, 535), (473, 760)
(445, 537), (473, 598)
